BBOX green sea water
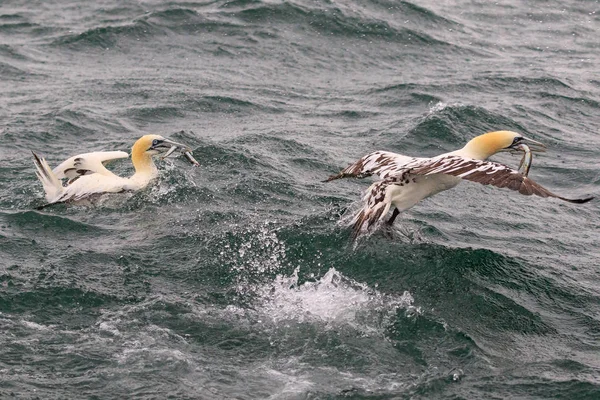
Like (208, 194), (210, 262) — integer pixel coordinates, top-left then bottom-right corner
(1, 1), (599, 398)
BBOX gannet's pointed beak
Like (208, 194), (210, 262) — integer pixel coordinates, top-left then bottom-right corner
(518, 137), (547, 153)
(502, 136), (547, 154)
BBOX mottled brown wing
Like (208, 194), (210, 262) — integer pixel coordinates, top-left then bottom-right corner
(411, 156), (593, 204)
(325, 151), (423, 182)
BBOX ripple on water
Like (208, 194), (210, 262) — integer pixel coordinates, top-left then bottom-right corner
(1, 210), (106, 235)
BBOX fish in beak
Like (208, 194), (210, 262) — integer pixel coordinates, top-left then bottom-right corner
(151, 138), (200, 167)
(505, 137), (546, 176)
(513, 143), (532, 176)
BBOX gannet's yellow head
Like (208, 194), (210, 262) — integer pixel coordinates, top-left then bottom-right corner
(131, 135), (165, 158)
(131, 134), (194, 172)
(463, 130), (546, 160)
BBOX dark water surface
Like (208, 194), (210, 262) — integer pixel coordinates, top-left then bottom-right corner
(1, 0), (599, 398)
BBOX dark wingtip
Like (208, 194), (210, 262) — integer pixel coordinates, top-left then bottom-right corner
(31, 150), (41, 164)
(323, 172), (357, 183)
(35, 203), (52, 210)
(323, 174), (341, 183)
(31, 151), (52, 182)
(561, 195), (594, 204)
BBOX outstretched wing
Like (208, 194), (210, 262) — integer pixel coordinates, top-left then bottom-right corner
(325, 151), (424, 181)
(328, 151), (593, 241)
(411, 155), (593, 204)
(53, 151), (129, 183)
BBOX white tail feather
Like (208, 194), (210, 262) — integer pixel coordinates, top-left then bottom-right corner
(32, 152), (63, 203)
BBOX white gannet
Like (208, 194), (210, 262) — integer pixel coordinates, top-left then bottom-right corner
(325, 130), (594, 239)
(32, 134), (198, 208)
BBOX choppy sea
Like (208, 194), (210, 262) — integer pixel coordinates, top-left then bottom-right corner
(1, 0), (599, 398)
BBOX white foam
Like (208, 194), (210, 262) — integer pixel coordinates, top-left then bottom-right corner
(21, 320), (51, 331)
(429, 101), (448, 113)
(263, 366), (315, 399)
(97, 321), (121, 336)
(428, 101), (465, 114)
(252, 363), (414, 398)
(255, 267), (414, 334)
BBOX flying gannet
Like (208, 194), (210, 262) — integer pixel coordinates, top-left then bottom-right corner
(32, 134), (198, 207)
(325, 130), (593, 239)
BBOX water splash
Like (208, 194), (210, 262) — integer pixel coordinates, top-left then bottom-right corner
(218, 221), (292, 300)
(337, 199), (427, 245)
(255, 267), (415, 334)
(428, 101), (465, 114)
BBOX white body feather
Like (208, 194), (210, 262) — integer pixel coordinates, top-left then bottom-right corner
(386, 173), (461, 212)
(53, 151), (128, 179)
(33, 150), (155, 205)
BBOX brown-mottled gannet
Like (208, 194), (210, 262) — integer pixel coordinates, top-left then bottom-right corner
(325, 130), (593, 239)
(32, 134), (198, 208)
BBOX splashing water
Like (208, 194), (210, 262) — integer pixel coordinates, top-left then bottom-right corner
(255, 267), (416, 334)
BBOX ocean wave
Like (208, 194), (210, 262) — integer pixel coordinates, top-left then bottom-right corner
(144, 7), (241, 34)
(0, 43), (29, 61)
(52, 20), (164, 49)
(46, 107), (129, 139)
(1, 210), (106, 234)
(400, 103), (527, 153)
(0, 19), (58, 38)
(0, 61), (29, 79)
(190, 141), (270, 173)
(183, 95), (284, 114)
(484, 75), (573, 91)
(45, 1), (469, 60)
(228, 1), (454, 46)
(339, 242), (557, 337)
(122, 104), (185, 123)
(0, 286), (118, 316)
(51, 7), (242, 50)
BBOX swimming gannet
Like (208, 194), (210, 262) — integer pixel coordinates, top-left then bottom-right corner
(325, 130), (593, 239)
(32, 134), (198, 207)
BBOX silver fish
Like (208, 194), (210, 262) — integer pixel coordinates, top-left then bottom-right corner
(161, 145), (178, 159)
(161, 144), (199, 167)
(513, 143), (532, 176)
(184, 151), (200, 167)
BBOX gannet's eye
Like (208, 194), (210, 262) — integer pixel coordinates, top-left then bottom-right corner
(152, 139), (159, 146)
(512, 136), (523, 145)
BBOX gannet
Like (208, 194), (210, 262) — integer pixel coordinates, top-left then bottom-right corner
(32, 134), (198, 207)
(325, 130), (593, 239)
